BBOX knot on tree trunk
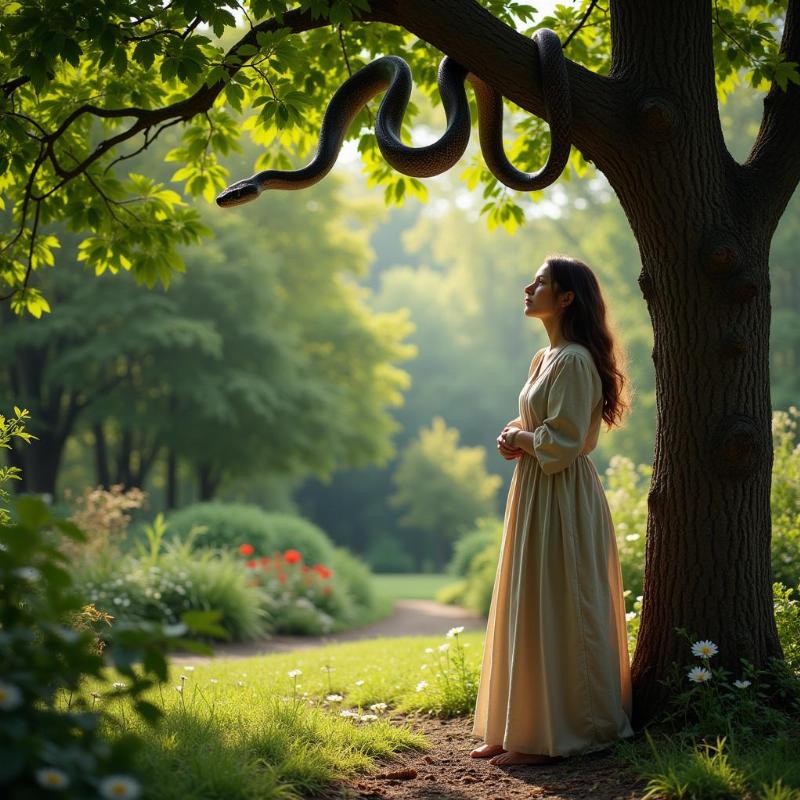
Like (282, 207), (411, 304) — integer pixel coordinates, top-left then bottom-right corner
(711, 413), (764, 478)
(726, 272), (759, 303)
(701, 235), (740, 279)
(635, 93), (680, 142)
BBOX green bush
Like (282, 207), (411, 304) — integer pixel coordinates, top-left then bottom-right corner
(446, 517), (502, 578)
(771, 407), (800, 590)
(328, 545), (382, 625)
(0, 497), (195, 798)
(80, 518), (268, 642)
(161, 502), (335, 566)
(364, 534), (416, 573)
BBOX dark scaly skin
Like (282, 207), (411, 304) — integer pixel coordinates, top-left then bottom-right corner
(216, 29), (571, 208)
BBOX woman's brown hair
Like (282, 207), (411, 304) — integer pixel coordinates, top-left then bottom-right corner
(544, 254), (630, 429)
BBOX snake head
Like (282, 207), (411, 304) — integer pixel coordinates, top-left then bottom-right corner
(216, 178), (262, 208)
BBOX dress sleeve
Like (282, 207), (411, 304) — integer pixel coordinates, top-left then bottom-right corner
(532, 352), (599, 475)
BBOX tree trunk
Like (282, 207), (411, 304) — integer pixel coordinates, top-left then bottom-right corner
(597, 0), (789, 727)
(197, 463), (220, 501)
(93, 422), (110, 488)
(114, 429), (133, 488)
(166, 448), (178, 510)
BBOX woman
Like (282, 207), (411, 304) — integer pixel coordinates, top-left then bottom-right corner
(470, 254), (635, 766)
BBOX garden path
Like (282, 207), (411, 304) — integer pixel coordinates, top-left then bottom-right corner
(167, 599), (487, 665)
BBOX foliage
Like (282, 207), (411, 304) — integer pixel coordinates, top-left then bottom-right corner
(649, 627), (800, 748)
(771, 406), (800, 589)
(363, 534), (416, 573)
(62, 483), (147, 565)
(79, 517), (264, 642)
(0, 406), (35, 524)
(163, 502), (336, 566)
(390, 416), (501, 567)
(774, 582), (800, 677)
(238, 545), (347, 635)
(0, 495), (212, 798)
(445, 516), (502, 578)
(1, 0), (795, 311)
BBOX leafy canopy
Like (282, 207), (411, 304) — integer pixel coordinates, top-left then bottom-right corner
(0, 0), (794, 314)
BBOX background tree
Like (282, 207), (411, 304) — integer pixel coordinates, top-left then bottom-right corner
(389, 416), (501, 571)
(2, 0), (799, 725)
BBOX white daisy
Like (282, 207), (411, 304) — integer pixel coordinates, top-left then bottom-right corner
(438, 643), (450, 652)
(688, 666), (713, 683)
(446, 626), (465, 638)
(183, 665), (195, 672)
(416, 680), (428, 692)
(733, 679), (751, 689)
(326, 694), (344, 702)
(99, 774), (141, 799)
(360, 713), (378, 722)
(369, 702), (387, 712)
(354, 679), (365, 686)
(0, 681), (23, 710)
(112, 682), (126, 690)
(35, 767), (70, 789)
(691, 640), (719, 659)
(424, 647), (434, 654)
(287, 669), (302, 678)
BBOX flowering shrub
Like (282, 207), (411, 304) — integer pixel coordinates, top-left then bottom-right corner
(653, 627), (800, 744)
(401, 626), (480, 717)
(0, 496), (205, 798)
(78, 519), (267, 642)
(238, 544), (353, 635)
(62, 484), (146, 565)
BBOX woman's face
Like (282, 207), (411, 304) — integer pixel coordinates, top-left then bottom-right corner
(524, 263), (562, 319)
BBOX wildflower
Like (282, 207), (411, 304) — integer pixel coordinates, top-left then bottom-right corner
(340, 709), (358, 718)
(183, 666), (195, 672)
(35, 767), (70, 789)
(175, 686), (183, 693)
(733, 679), (752, 688)
(360, 713), (378, 722)
(112, 682), (126, 690)
(424, 647), (434, 654)
(688, 666), (713, 683)
(236, 680), (245, 687)
(416, 680), (428, 692)
(355, 679), (365, 686)
(209, 679), (219, 684)
(246, 559), (257, 569)
(691, 640), (719, 659)
(369, 703), (387, 713)
(314, 564), (332, 579)
(326, 694), (344, 702)
(438, 643), (450, 652)
(287, 669), (302, 678)
(238, 543), (255, 556)
(625, 611), (636, 622)
(99, 774), (141, 799)
(446, 626), (465, 638)
(625, 533), (640, 541)
(179, 674), (189, 681)
(0, 681), (23, 710)
(420, 664), (428, 670)
(284, 549), (302, 564)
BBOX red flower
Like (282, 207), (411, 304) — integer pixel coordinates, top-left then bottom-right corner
(278, 573), (287, 584)
(284, 549), (302, 564)
(313, 564), (331, 579)
(323, 586), (332, 596)
(246, 559), (257, 569)
(238, 543), (255, 556)
(260, 556), (271, 567)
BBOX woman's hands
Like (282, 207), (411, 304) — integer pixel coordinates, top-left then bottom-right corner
(497, 424), (524, 460)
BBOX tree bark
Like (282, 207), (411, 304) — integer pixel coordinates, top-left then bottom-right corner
(166, 448), (178, 510)
(197, 463), (220, 501)
(93, 422), (110, 488)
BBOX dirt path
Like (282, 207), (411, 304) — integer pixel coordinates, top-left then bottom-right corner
(168, 599), (488, 665)
(324, 712), (648, 800)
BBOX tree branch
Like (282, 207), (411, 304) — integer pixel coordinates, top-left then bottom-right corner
(743, 0), (800, 230)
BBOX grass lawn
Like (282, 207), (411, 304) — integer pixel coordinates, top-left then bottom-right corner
(369, 572), (457, 603)
(86, 630), (481, 800)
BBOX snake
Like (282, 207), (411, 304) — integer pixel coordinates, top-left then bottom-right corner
(216, 28), (571, 208)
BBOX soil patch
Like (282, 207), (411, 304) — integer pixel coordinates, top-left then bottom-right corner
(323, 712), (648, 800)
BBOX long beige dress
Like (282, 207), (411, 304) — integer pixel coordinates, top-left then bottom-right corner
(471, 341), (634, 758)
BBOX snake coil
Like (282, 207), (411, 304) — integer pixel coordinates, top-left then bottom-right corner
(216, 28), (571, 208)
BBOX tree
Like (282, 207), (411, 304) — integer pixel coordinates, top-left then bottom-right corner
(390, 416), (501, 570)
(2, 0), (798, 726)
